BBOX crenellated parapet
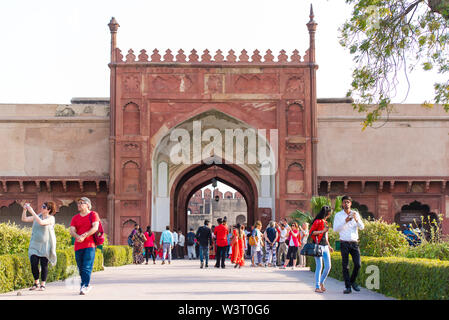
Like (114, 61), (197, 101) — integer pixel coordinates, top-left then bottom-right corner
(112, 48), (311, 65)
(108, 4), (317, 66)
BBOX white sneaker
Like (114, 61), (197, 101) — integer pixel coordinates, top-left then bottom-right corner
(80, 285), (92, 295)
(84, 285), (92, 294)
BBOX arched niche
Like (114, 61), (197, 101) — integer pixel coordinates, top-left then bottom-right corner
(122, 160), (140, 193)
(286, 103), (304, 136)
(287, 162), (304, 194)
(123, 102), (141, 135)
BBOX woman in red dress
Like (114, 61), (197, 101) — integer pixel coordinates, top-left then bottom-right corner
(231, 223), (246, 268)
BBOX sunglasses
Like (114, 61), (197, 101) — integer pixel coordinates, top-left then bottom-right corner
(42, 204), (48, 209)
(77, 201), (87, 205)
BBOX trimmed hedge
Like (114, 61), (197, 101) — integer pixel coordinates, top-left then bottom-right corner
(307, 252), (449, 300)
(0, 248), (104, 294)
(0, 245), (134, 293)
(103, 245), (133, 267)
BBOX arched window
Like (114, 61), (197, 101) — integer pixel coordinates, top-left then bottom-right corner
(123, 103), (140, 135)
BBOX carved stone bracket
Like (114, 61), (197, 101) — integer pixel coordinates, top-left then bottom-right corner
(34, 180), (41, 192)
(390, 181), (395, 192)
(425, 180), (431, 193)
(378, 181), (384, 193)
(45, 181), (52, 193)
(361, 181), (366, 194)
(407, 181), (413, 193)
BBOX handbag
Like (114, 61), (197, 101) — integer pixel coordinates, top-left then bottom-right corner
(89, 211), (105, 246)
(300, 229), (323, 257)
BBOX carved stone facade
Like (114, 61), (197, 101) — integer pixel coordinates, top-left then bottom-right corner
(0, 11), (448, 244)
(106, 11), (318, 244)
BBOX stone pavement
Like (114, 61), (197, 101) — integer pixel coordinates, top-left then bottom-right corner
(0, 259), (393, 300)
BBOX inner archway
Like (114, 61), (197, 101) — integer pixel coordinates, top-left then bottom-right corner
(171, 161), (258, 235)
(187, 181), (248, 233)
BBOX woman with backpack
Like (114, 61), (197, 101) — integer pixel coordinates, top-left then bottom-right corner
(144, 226), (156, 265)
(21, 201), (57, 291)
(309, 206), (334, 293)
(279, 222), (301, 269)
(250, 220), (264, 267)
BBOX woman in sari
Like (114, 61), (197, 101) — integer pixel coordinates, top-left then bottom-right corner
(231, 223), (246, 268)
(132, 227), (146, 264)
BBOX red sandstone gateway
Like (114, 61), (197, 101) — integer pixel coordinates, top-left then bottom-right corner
(2, 6), (446, 245)
(106, 9), (319, 244)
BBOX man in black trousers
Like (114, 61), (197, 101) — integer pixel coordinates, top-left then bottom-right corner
(333, 195), (365, 294)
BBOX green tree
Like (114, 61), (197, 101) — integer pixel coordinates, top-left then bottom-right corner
(340, 0), (449, 129)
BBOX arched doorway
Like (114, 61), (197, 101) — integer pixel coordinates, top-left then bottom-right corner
(395, 200), (440, 241)
(150, 109), (276, 234)
(171, 160), (258, 235)
(186, 181), (248, 234)
(352, 201), (375, 221)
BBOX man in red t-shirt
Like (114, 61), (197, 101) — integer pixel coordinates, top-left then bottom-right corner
(214, 218), (229, 268)
(70, 197), (100, 295)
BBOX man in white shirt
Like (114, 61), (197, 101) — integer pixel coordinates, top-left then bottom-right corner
(172, 228), (179, 259)
(178, 229), (185, 259)
(333, 195), (364, 294)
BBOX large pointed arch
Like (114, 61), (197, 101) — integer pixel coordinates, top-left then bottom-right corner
(170, 159), (259, 234)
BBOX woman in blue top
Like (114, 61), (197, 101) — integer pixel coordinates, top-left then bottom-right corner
(21, 201), (57, 291)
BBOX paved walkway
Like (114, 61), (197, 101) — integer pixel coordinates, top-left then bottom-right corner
(0, 259), (393, 300)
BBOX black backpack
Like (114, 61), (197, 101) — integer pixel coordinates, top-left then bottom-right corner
(127, 230), (134, 246)
(187, 232), (195, 246)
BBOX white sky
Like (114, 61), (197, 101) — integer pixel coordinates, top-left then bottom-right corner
(0, 0), (444, 104)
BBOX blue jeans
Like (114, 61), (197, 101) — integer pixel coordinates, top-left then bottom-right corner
(199, 245), (209, 264)
(75, 247), (96, 288)
(314, 245), (331, 289)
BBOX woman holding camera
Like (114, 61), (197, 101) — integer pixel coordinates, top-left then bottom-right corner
(309, 206), (334, 293)
(21, 202), (57, 291)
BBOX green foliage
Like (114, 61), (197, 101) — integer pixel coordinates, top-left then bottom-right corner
(310, 196), (331, 215)
(288, 196), (342, 228)
(0, 223), (31, 255)
(405, 241), (449, 260)
(288, 210), (313, 226)
(103, 246), (133, 267)
(0, 222), (77, 254)
(307, 252), (449, 300)
(0, 248), (104, 293)
(341, 0), (449, 128)
(53, 224), (72, 250)
(0, 255), (15, 293)
(358, 218), (409, 257)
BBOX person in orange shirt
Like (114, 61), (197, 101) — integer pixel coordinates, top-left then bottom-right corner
(214, 217), (229, 268)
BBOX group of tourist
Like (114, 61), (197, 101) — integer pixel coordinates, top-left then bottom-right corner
(20, 194), (365, 295)
(21, 196), (100, 295)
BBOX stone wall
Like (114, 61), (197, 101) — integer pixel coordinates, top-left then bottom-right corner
(0, 103), (109, 177)
(317, 103), (449, 177)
